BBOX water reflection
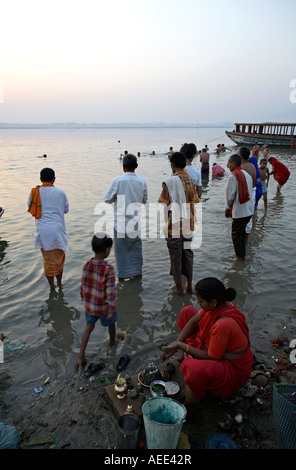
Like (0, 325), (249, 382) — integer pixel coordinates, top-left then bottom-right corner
(116, 278), (144, 336)
(38, 288), (80, 362)
(201, 173), (210, 198)
(0, 240), (9, 264)
(267, 193), (285, 219)
(222, 262), (254, 309)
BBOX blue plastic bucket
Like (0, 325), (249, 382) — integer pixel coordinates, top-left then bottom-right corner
(142, 397), (187, 449)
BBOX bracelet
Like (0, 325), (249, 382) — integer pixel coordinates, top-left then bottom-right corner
(185, 344), (189, 353)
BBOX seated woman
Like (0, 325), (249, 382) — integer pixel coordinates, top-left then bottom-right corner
(161, 277), (253, 410)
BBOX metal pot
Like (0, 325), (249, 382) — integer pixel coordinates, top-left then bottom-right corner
(150, 380), (166, 397)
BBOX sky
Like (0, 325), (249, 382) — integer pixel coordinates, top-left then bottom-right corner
(1, 0), (296, 124)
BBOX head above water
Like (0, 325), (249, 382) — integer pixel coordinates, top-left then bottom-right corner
(195, 277), (236, 305)
(40, 167), (55, 183)
(123, 153), (138, 171)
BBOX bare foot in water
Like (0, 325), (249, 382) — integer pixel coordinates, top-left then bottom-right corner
(175, 284), (184, 296)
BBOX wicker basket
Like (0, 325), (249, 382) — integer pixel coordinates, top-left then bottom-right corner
(273, 383), (296, 449)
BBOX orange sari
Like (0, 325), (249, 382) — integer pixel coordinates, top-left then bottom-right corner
(178, 304), (253, 401)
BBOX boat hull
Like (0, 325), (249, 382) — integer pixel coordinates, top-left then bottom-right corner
(225, 131), (292, 147)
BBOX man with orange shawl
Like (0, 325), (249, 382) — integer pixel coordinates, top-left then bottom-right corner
(161, 278), (253, 411)
(28, 168), (69, 289)
(268, 157), (290, 193)
(225, 154), (254, 260)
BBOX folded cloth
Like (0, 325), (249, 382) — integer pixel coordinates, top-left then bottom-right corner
(232, 166), (250, 205)
(164, 176), (188, 224)
(228, 166), (250, 218)
(28, 183), (54, 219)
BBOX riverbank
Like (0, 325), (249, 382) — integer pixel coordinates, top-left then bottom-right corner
(1, 338), (295, 450)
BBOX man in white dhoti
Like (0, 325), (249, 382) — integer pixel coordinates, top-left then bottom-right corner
(28, 168), (69, 289)
(104, 154), (148, 280)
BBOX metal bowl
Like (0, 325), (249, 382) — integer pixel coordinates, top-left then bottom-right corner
(150, 380), (166, 397)
(164, 381), (180, 398)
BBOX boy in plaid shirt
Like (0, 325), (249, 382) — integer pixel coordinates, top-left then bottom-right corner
(77, 232), (117, 366)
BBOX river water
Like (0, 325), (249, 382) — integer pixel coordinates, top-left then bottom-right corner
(0, 126), (295, 392)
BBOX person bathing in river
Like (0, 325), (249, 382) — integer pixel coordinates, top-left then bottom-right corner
(161, 277), (253, 411)
(268, 157), (290, 193)
(158, 152), (199, 296)
(28, 168), (69, 289)
(259, 158), (269, 211)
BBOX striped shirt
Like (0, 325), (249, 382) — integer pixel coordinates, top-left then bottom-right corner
(80, 259), (116, 317)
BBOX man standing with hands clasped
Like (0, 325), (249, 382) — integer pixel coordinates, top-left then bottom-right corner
(225, 154), (254, 261)
(28, 168), (69, 289)
(158, 152), (199, 296)
(104, 153), (148, 280)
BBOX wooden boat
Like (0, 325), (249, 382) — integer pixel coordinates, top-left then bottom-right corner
(225, 122), (296, 147)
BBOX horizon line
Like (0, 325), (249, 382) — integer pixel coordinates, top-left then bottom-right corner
(0, 121), (233, 129)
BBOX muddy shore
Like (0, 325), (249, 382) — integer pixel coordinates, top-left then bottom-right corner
(1, 336), (295, 451)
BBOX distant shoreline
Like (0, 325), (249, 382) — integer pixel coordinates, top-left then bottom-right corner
(0, 122), (232, 130)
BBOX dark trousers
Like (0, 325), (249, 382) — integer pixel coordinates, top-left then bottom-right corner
(166, 235), (193, 284)
(231, 216), (252, 259)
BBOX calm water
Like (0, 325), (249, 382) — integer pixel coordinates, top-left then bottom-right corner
(0, 127), (295, 391)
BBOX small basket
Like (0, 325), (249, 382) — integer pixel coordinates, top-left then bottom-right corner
(273, 383), (296, 449)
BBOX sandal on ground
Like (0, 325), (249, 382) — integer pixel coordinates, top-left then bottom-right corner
(84, 362), (105, 377)
(116, 354), (130, 372)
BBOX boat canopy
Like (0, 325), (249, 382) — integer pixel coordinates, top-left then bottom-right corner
(234, 122), (296, 136)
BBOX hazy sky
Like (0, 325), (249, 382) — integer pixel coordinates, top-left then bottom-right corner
(1, 0), (296, 124)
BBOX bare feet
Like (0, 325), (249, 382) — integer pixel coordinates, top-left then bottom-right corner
(175, 284), (184, 296)
(176, 289), (184, 296)
(77, 356), (87, 366)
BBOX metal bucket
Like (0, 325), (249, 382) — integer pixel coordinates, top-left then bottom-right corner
(142, 397), (186, 449)
(118, 414), (141, 449)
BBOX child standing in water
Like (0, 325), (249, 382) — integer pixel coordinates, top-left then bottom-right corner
(77, 233), (117, 366)
(259, 159), (269, 211)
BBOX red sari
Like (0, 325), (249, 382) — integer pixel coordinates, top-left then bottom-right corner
(178, 304), (253, 401)
(269, 157), (290, 186)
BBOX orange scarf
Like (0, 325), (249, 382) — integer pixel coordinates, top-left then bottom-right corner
(227, 166), (250, 218)
(232, 166), (250, 204)
(28, 183), (54, 219)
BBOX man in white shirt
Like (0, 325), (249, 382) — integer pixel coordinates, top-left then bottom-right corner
(225, 154), (254, 261)
(104, 154), (148, 279)
(28, 168), (69, 289)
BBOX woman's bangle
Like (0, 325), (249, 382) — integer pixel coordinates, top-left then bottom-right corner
(185, 344), (189, 353)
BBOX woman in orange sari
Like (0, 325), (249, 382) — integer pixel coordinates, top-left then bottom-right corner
(161, 278), (253, 409)
(268, 157), (290, 193)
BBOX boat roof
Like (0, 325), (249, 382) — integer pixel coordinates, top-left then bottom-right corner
(235, 122), (296, 126)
